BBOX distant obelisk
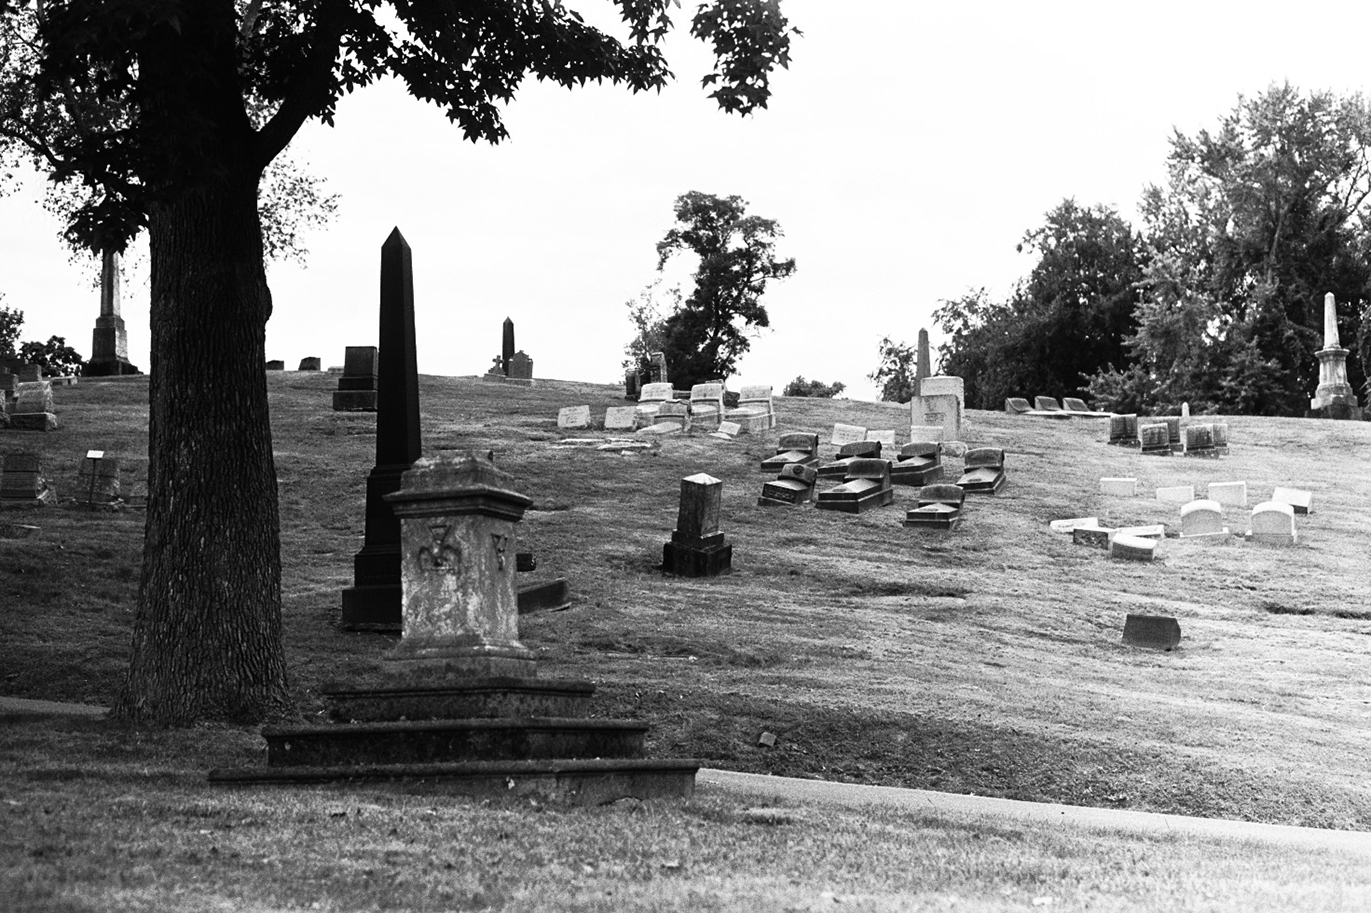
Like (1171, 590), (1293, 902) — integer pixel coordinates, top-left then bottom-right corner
(501, 317), (515, 376)
(1308, 292), (1361, 420)
(915, 328), (931, 396)
(84, 250), (139, 376)
(341, 228), (422, 630)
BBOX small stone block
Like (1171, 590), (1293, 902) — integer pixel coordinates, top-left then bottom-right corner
(1114, 524), (1165, 539)
(1156, 486), (1194, 504)
(866, 429), (897, 447)
(920, 376), (964, 399)
(1207, 481), (1247, 508)
(1249, 501), (1297, 545)
(333, 390), (378, 412)
(298, 357), (321, 371)
(1110, 534), (1156, 561)
(760, 478), (814, 504)
(1034, 396), (1062, 411)
(1073, 526), (1116, 549)
(8, 412), (58, 432)
(603, 406), (638, 431)
(557, 405), (591, 429)
(908, 424), (945, 441)
(1270, 487), (1312, 515)
(1050, 517), (1099, 532)
(1180, 499), (1228, 538)
(636, 422), (681, 436)
(716, 421), (742, 437)
(1100, 477), (1139, 497)
(831, 423), (867, 445)
(1122, 614), (1181, 649)
(1004, 397), (1032, 414)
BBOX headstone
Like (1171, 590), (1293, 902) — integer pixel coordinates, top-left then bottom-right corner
(1270, 487), (1312, 515)
(1114, 524), (1165, 539)
(1184, 423), (1216, 457)
(0, 452), (56, 505)
(759, 462), (818, 506)
(920, 376), (964, 400)
(334, 345), (379, 412)
(890, 442), (942, 487)
(1181, 402), (1190, 419)
(818, 440), (882, 479)
(74, 453), (121, 506)
(656, 401), (691, 431)
(1249, 501), (1297, 546)
(634, 382), (678, 424)
(298, 357), (321, 371)
(1100, 477), (1139, 497)
(1109, 534), (1156, 562)
(1138, 423), (1170, 455)
(688, 383), (726, 431)
(1309, 292), (1362, 419)
(557, 405), (591, 429)
(507, 351), (533, 381)
(604, 406), (638, 431)
(831, 423), (867, 446)
(663, 473), (732, 576)
(1155, 485), (1195, 504)
(715, 420), (742, 437)
(1207, 481), (1247, 508)
(1162, 416), (1181, 450)
(903, 482), (965, 530)
(1072, 525), (1115, 549)
(957, 448), (1006, 494)
(649, 351), (669, 384)
(816, 457), (894, 514)
(502, 317), (515, 376)
(915, 328), (931, 394)
(1034, 396), (1062, 412)
(1179, 500), (1227, 538)
(1050, 517), (1099, 532)
(760, 433), (821, 473)
(866, 429), (897, 448)
(1004, 397), (1032, 414)
(1211, 422), (1229, 450)
(727, 384), (775, 432)
(10, 380), (58, 431)
(908, 424), (944, 441)
(1122, 614), (1181, 650)
(340, 228), (423, 631)
(635, 421), (682, 437)
(16, 363), (39, 383)
(85, 249), (140, 376)
(1061, 397), (1092, 413)
(1108, 414), (1139, 446)
(910, 393), (961, 441)
(265, 360), (285, 370)
(624, 370), (640, 401)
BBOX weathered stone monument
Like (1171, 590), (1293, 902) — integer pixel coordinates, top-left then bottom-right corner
(903, 482), (964, 530)
(482, 317), (534, 385)
(662, 473), (732, 577)
(816, 457), (894, 514)
(648, 351), (669, 384)
(758, 462), (819, 506)
(1179, 500), (1227, 538)
(73, 451), (121, 507)
(0, 452), (56, 505)
(1249, 501), (1298, 545)
(1122, 614), (1181, 650)
(332, 346), (379, 412)
(688, 382), (726, 431)
(1308, 292), (1362, 419)
(760, 433), (820, 473)
(957, 447), (1006, 494)
(85, 250), (140, 377)
(890, 442), (942, 486)
(10, 380), (59, 431)
(340, 228), (423, 631)
(818, 440), (882, 479)
(911, 376), (964, 441)
(212, 449), (698, 802)
(915, 327), (931, 394)
(726, 384), (775, 432)
(298, 357), (321, 371)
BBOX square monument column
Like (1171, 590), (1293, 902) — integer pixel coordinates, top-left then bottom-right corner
(662, 473), (732, 577)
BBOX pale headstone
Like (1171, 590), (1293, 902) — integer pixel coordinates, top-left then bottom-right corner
(1180, 500), (1227, 538)
(910, 393), (961, 441)
(831, 423), (867, 446)
(920, 375), (964, 401)
(1110, 534), (1156, 562)
(716, 420), (742, 436)
(636, 422), (682, 436)
(1100, 477), (1139, 497)
(656, 401), (691, 431)
(1005, 397), (1032, 414)
(1181, 402), (1190, 418)
(909, 424), (944, 441)
(1114, 524), (1165, 539)
(688, 383), (726, 430)
(728, 384), (775, 432)
(1139, 423), (1170, 455)
(866, 429), (897, 448)
(1249, 502), (1297, 545)
(603, 406), (638, 431)
(1034, 396), (1062, 411)
(1270, 487), (1313, 515)
(557, 405), (591, 429)
(1156, 485), (1195, 504)
(1050, 517), (1100, 532)
(1207, 481), (1247, 508)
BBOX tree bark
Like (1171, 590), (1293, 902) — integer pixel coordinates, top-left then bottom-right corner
(110, 4), (289, 724)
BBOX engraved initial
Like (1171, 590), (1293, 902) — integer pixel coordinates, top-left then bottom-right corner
(417, 522), (461, 573)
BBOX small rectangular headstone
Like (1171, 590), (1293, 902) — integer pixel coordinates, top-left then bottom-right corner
(1207, 481), (1247, 508)
(1270, 487), (1312, 515)
(1050, 517), (1099, 532)
(1033, 396), (1062, 411)
(1004, 397), (1032, 414)
(557, 405), (591, 429)
(831, 423), (867, 445)
(1122, 614), (1181, 649)
(1180, 500), (1227, 538)
(1114, 524), (1164, 539)
(908, 424), (944, 441)
(1109, 534), (1156, 561)
(716, 420), (741, 437)
(1072, 526), (1115, 549)
(603, 406), (638, 431)
(675, 473), (721, 540)
(298, 357), (321, 371)
(1100, 477), (1139, 497)
(866, 429), (897, 447)
(919, 376), (964, 400)
(838, 440), (882, 459)
(910, 393), (962, 441)
(1156, 485), (1194, 504)
(1249, 502), (1297, 545)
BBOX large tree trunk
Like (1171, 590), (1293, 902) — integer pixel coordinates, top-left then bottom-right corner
(111, 5), (289, 724)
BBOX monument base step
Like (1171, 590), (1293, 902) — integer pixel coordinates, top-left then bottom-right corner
(322, 676), (595, 722)
(208, 757), (700, 804)
(262, 717), (649, 767)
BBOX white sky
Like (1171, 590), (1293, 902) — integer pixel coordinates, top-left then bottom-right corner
(3, 1), (1371, 398)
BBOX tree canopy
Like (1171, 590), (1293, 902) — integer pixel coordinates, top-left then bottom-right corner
(0, 0), (798, 725)
(652, 190), (795, 388)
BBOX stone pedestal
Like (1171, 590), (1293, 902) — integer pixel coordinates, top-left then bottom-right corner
(382, 452), (537, 680)
(1308, 292), (1362, 419)
(662, 473), (732, 576)
(85, 250), (140, 377)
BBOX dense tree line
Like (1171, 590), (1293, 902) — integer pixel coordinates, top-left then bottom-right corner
(926, 84), (1371, 416)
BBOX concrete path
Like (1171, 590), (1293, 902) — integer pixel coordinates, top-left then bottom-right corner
(698, 768), (1371, 855)
(6, 696), (1367, 854)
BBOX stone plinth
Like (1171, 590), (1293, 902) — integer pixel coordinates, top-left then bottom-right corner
(1122, 614), (1181, 650)
(382, 452), (535, 680)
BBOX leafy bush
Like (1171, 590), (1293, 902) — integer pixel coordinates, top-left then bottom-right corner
(783, 376), (845, 398)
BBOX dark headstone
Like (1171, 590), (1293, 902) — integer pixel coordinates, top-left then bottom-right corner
(334, 345), (379, 411)
(341, 228), (422, 630)
(502, 317), (515, 375)
(265, 360), (285, 371)
(1122, 614), (1181, 650)
(663, 473), (731, 576)
(298, 357), (322, 371)
(507, 351), (533, 380)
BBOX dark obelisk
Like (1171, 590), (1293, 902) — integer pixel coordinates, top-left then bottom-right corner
(341, 228), (422, 630)
(85, 250), (140, 376)
(501, 317), (515, 376)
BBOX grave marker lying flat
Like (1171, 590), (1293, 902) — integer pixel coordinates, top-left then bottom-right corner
(1050, 516), (1099, 532)
(1249, 501), (1297, 546)
(1156, 485), (1194, 504)
(1270, 487), (1312, 515)
(1109, 534), (1157, 562)
(1207, 481), (1247, 508)
(1122, 614), (1181, 650)
(1100, 477), (1139, 497)
(1114, 524), (1165, 539)
(635, 421), (682, 437)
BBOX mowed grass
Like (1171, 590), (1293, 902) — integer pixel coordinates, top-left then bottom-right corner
(4, 370), (1371, 909)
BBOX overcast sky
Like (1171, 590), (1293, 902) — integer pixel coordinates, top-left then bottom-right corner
(3, 1), (1371, 398)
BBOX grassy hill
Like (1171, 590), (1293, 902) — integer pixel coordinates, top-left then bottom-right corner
(5, 369), (1371, 833)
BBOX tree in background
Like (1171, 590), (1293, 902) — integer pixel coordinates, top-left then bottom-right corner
(0, 297), (83, 375)
(930, 201), (1144, 410)
(783, 376), (845, 397)
(868, 336), (918, 403)
(1091, 84), (1371, 414)
(653, 191), (796, 389)
(621, 279), (678, 378)
(0, 0), (798, 725)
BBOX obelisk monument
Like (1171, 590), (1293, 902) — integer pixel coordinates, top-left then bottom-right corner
(1309, 292), (1361, 420)
(85, 250), (139, 376)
